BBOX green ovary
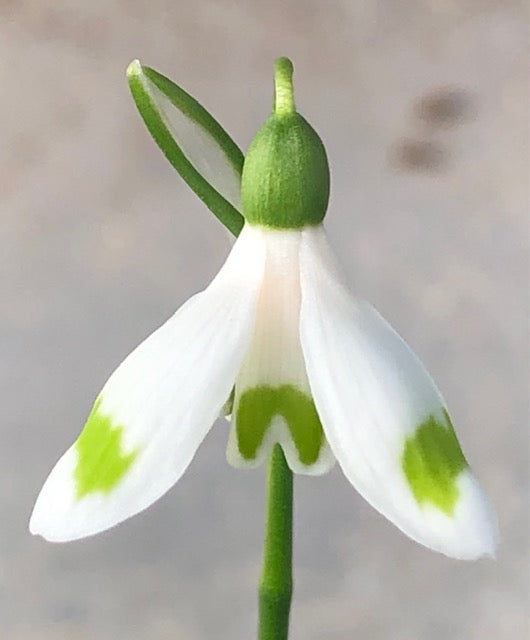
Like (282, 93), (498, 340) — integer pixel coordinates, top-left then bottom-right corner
(402, 411), (468, 515)
(75, 398), (139, 499)
(235, 384), (324, 466)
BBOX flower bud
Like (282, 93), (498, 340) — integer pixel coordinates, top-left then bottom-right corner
(241, 58), (330, 229)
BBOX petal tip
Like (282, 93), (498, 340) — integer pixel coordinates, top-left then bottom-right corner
(28, 510), (49, 541)
(479, 519), (500, 562)
(441, 476), (500, 561)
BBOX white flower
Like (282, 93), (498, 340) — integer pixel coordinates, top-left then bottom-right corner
(30, 58), (498, 560)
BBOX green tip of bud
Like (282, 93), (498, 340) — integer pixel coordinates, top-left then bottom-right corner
(274, 57), (295, 116)
(241, 58), (330, 230)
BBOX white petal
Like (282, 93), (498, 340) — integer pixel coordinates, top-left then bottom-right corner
(299, 226), (498, 559)
(30, 225), (265, 542)
(227, 227), (334, 475)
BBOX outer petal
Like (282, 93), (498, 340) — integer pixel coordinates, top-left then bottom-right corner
(299, 226), (498, 559)
(30, 225), (265, 542)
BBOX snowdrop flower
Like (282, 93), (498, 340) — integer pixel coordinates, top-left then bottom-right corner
(30, 58), (497, 560)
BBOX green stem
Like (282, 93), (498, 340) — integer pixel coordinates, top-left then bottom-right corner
(274, 57), (295, 116)
(259, 445), (293, 640)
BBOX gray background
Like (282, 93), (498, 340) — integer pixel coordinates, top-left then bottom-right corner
(1, 1), (528, 638)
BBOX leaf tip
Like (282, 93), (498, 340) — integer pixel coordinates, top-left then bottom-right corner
(126, 59), (143, 79)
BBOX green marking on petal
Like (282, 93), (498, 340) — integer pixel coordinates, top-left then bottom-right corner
(402, 410), (468, 515)
(75, 398), (139, 500)
(236, 385), (324, 466)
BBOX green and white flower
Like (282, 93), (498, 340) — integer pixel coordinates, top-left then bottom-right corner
(30, 58), (497, 560)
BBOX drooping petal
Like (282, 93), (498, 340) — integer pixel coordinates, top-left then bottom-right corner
(30, 225), (265, 542)
(227, 227), (335, 475)
(299, 225), (498, 559)
(127, 60), (244, 235)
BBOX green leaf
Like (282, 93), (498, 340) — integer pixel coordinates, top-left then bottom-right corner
(127, 60), (244, 236)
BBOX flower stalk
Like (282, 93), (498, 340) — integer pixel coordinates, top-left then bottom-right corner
(259, 445), (293, 640)
(274, 57), (296, 115)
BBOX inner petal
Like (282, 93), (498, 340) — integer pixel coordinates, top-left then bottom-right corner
(236, 384), (324, 465)
(226, 228), (334, 475)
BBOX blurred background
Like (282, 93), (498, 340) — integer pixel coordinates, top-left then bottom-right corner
(1, 1), (528, 638)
